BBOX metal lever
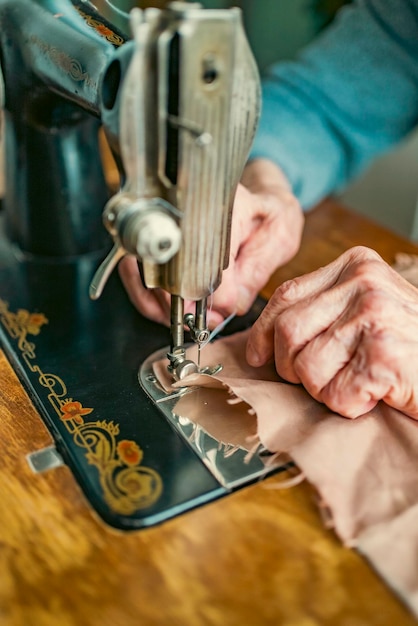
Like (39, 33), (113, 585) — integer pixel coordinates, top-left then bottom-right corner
(89, 243), (126, 300)
(90, 192), (181, 300)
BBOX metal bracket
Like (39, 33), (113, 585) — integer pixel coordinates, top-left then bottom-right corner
(26, 445), (65, 474)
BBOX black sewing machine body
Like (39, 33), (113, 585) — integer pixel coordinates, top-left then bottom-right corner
(0, 0), (280, 530)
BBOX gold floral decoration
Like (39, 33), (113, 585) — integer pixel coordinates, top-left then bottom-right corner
(0, 298), (162, 515)
(75, 7), (125, 46)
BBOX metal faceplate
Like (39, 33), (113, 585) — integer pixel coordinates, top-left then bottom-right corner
(117, 4), (261, 301)
(139, 347), (286, 489)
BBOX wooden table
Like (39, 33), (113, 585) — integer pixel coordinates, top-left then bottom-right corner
(1, 200), (418, 626)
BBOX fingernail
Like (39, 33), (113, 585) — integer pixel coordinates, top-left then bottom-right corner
(206, 310), (223, 330)
(237, 287), (252, 314)
(246, 340), (261, 366)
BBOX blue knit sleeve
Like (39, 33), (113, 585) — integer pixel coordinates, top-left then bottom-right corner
(250, 0), (418, 209)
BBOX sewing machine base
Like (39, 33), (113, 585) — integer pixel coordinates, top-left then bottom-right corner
(0, 216), (284, 530)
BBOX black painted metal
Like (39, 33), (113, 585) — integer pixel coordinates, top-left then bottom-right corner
(0, 0), (120, 256)
(0, 220), (226, 529)
(0, 0), (271, 530)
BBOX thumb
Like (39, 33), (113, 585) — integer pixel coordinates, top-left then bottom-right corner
(234, 236), (281, 315)
(208, 262), (240, 318)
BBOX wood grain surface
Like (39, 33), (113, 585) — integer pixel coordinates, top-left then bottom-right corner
(261, 200), (418, 299)
(1, 200), (418, 626)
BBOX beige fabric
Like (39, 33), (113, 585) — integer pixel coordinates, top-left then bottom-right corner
(392, 252), (418, 288)
(155, 330), (418, 618)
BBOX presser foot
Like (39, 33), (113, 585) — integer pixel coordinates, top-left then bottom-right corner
(166, 346), (199, 381)
(139, 346), (286, 490)
(166, 348), (220, 381)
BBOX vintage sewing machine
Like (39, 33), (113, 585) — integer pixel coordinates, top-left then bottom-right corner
(0, 0), (284, 529)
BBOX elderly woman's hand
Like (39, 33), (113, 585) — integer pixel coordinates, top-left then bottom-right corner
(118, 159), (304, 328)
(247, 246), (418, 419)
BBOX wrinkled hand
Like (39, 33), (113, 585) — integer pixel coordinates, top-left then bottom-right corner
(246, 246), (418, 419)
(118, 159), (304, 328)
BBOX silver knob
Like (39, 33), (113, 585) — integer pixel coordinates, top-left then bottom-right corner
(128, 210), (181, 264)
(89, 192), (181, 299)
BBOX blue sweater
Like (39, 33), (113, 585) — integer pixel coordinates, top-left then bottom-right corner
(250, 0), (418, 209)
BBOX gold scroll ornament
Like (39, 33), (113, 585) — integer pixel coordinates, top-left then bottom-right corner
(0, 298), (162, 516)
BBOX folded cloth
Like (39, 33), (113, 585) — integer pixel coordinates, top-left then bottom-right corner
(154, 330), (418, 618)
(392, 252), (418, 288)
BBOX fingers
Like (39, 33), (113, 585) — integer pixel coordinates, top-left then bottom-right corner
(289, 287), (390, 402)
(317, 325), (401, 418)
(320, 358), (382, 418)
(246, 247), (384, 368)
(117, 161), (305, 328)
(245, 243), (418, 419)
(118, 256), (171, 326)
(276, 283), (363, 384)
(319, 298), (418, 418)
(119, 256), (226, 330)
(205, 263), (239, 319)
(206, 190), (266, 317)
(233, 194), (302, 312)
(246, 249), (355, 367)
(217, 177), (304, 317)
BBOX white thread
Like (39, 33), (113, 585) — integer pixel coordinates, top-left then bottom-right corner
(199, 311), (236, 349)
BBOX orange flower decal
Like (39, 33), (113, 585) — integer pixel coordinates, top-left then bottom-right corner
(96, 24), (114, 38)
(27, 312), (49, 334)
(60, 401), (94, 425)
(117, 440), (143, 466)
(16, 310), (48, 335)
